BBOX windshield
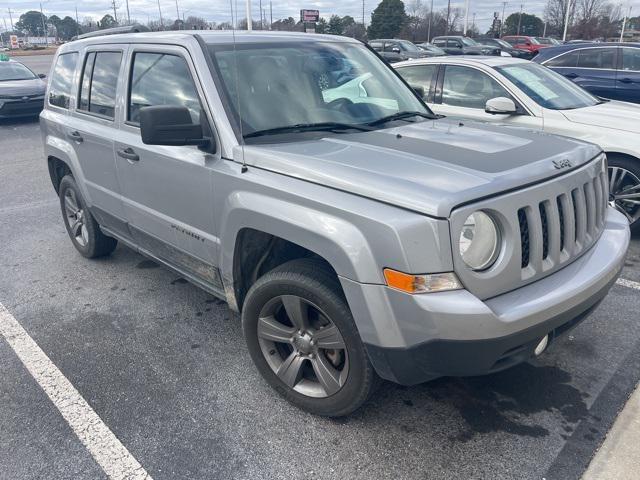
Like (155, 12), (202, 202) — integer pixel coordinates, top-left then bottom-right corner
(398, 40), (421, 52)
(496, 62), (600, 110)
(208, 41), (432, 141)
(461, 37), (478, 46)
(0, 62), (37, 81)
(492, 39), (512, 49)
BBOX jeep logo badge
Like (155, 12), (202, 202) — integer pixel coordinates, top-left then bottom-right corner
(553, 159), (572, 170)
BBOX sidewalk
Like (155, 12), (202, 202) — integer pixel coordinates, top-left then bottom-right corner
(583, 383), (640, 480)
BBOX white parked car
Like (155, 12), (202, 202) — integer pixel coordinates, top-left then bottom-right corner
(394, 56), (640, 230)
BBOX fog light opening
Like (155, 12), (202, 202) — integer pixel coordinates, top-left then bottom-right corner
(534, 335), (549, 356)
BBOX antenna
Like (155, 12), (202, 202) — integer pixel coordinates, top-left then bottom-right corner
(230, 0), (248, 173)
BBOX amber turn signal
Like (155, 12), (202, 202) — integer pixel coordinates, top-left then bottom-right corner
(383, 269), (462, 294)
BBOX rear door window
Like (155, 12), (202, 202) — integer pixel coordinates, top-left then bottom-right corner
(577, 48), (616, 69)
(396, 64), (438, 100)
(48, 52), (78, 109)
(77, 51), (122, 119)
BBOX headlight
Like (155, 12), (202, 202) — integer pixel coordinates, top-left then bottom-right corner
(459, 211), (500, 271)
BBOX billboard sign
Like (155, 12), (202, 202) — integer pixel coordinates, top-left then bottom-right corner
(300, 9), (320, 23)
(10, 35), (19, 49)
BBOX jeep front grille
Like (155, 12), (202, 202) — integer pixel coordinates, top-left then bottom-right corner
(517, 170), (608, 272)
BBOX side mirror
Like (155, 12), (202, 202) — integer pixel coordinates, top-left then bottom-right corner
(392, 47), (401, 54)
(139, 105), (210, 147)
(410, 84), (425, 98)
(485, 97), (517, 115)
(38, 73), (46, 78)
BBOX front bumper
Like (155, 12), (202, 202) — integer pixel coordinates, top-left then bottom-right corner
(0, 98), (44, 118)
(341, 208), (630, 385)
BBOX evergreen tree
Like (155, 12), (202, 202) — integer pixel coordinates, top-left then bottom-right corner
(367, 0), (408, 39)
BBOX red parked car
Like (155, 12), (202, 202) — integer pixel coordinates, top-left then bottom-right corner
(502, 36), (550, 55)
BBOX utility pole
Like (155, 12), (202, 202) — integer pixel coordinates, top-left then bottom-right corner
(543, 21), (547, 37)
(175, 0), (180, 28)
(446, 0), (451, 35)
(7, 8), (14, 30)
(157, 0), (164, 29)
(620, 5), (632, 42)
(259, 0), (262, 29)
(246, 0), (252, 30)
(75, 6), (80, 36)
(500, 1), (507, 36)
(362, 0), (365, 27)
(111, 0), (118, 23)
(463, 0), (469, 35)
(562, 0), (571, 41)
(517, 4), (523, 35)
(270, 1), (272, 29)
(427, 0), (434, 41)
(472, 12), (476, 34)
(40, 2), (48, 46)
(125, 0), (130, 24)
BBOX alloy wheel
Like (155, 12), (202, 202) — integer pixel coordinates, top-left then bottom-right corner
(608, 166), (640, 225)
(63, 189), (89, 247)
(257, 295), (349, 398)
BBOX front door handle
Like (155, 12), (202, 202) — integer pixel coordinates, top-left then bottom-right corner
(68, 131), (83, 143)
(618, 77), (633, 84)
(564, 73), (578, 79)
(117, 147), (140, 162)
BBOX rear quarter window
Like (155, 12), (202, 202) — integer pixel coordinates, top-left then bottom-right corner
(48, 52), (78, 109)
(77, 51), (122, 119)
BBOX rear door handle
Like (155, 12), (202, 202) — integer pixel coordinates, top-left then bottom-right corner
(117, 147), (140, 162)
(67, 131), (83, 143)
(564, 73), (578, 79)
(618, 77), (633, 84)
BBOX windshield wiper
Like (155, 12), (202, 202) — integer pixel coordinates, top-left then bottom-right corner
(243, 122), (374, 139)
(366, 111), (435, 126)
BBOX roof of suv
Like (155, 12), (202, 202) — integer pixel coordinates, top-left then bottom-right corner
(59, 30), (361, 51)
(395, 55), (530, 68)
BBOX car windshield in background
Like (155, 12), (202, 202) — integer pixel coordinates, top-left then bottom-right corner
(207, 42), (433, 141)
(0, 62), (37, 81)
(461, 37), (478, 46)
(496, 62), (600, 110)
(398, 40), (422, 52)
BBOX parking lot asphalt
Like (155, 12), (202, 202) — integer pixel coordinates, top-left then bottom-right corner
(14, 54), (55, 76)
(1, 116), (640, 480)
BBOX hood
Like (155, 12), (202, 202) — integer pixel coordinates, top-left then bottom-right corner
(239, 118), (601, 218)
(0, 78), (46, 97)
(561, 100), (640, 134)
(464, 45), (498, 54)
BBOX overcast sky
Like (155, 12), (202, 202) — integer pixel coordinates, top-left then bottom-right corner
(1, 0), (638, 34)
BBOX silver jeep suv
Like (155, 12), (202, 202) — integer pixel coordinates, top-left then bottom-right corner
(41, 30), (630, 416)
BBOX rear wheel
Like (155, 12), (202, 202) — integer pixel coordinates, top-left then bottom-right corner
(242, 258), (379, 416)
(59, 175), (117, 258)
(607, 156), (640, 232)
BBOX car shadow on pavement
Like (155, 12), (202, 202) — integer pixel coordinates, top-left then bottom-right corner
(0, 116), (40, 127)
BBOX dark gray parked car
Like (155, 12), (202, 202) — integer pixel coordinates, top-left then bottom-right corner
(41, 30), (629, 416)
(0, 57), (46, 119)
(432, 36), (501, 56)
(369, 39), (440, 63)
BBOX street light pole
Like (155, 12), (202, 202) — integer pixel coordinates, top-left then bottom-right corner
(517, 4), (523, 35)
(157, 0), (164, 29)
(500, 1), (507, 37)
(562, 0), (571, 41)
(463, 0), (469, 36)
(246, 0), (252, 30)
(39, 2), (48, 47)
(620, 5), (632, 43)
(427, 0), (434, 41)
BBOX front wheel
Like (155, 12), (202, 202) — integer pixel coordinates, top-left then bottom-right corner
(242, 259), (379, 416)
(608, 156), (640, 232)
(59, 175), (117, 258)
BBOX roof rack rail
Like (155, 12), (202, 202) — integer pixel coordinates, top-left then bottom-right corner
(75, 24), (149, 40)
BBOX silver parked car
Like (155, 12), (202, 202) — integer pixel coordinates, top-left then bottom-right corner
(41, 30), (629, 416)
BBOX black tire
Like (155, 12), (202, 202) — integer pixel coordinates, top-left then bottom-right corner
(608, 155), (640, 233)
(242, 258), (380, 417)
(58, 175), (117, 258)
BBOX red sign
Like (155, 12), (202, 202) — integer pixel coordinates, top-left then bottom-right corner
(300, 9), (320, 23)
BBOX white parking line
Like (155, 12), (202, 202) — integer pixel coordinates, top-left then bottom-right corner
(617, 278), (640, 290)
(0, 303), (152, 480)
